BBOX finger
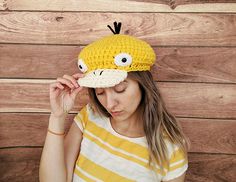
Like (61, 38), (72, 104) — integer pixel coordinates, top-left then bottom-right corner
(50, 82), (63, 92)
(63, 74), (80, 88)
(72, 73), (84, 79)
(56, 82), (64, 89)
(57, 77), (74, 89)
(71, 86), (83, 100)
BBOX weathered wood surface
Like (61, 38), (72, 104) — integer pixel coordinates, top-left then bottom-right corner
(1, 0), (236, 12)
(1, 113), (235, 154)
(0, 79), (89, 113)
(1, 80), (235, 118)
(0, 0), (236, 181)
(0, 148), (235, 182)
(0, 12), (236, 46)
(1, 45), (236, 84)
(0, 113), (75, 148)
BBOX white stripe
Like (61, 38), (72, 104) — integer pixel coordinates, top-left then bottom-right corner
(170, 159), (186, 167)
(72, 173), (86, 182)
(73, 119), (84, 132)
(75, 165), (103, 182)
(85, 130), (150, 165)
(164, 139), (182, 159)
(80, 137), (163, 181)
(87, 105), (148, 147)
(85, 128), (168, 172)
(162, 163), (188, 181)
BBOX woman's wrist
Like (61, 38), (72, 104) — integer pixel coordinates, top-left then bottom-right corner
(50, 111), (67, 120)
(48, 113), (66, 134)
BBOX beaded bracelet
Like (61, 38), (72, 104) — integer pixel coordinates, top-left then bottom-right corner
(48, 128), (65, 136)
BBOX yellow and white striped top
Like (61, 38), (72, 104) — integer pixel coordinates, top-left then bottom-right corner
(73, 104), (188, 182)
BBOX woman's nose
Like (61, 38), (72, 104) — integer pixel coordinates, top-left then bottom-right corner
(106, 93), (118, 110)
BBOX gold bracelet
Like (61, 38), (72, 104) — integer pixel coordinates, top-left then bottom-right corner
(48, 128), (65, 136)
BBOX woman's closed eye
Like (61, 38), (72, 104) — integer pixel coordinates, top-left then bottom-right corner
(114, 84), (127, 93)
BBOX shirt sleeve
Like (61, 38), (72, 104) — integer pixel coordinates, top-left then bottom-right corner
(162, 142), (188, 181)
(73, 105), (89, 132)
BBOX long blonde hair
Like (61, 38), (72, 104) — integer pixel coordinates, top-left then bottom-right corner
(88, 71), (190, 173)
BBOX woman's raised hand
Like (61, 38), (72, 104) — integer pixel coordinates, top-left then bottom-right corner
(49, 73), (84, 118)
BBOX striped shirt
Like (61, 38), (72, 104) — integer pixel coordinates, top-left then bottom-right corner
(73, 104), (188, 182)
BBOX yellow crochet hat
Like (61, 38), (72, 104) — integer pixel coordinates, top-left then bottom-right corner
(77, 22), (156, 88)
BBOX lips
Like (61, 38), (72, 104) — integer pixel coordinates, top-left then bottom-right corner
(110, 111), (123, 116)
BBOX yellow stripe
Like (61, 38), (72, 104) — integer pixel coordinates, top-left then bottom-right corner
(83, 132), (165, 175)
(74, 167), (96, 182)
(77, 154), (135, 182)
(169, 148), (187, 163)
(170, 159), (188, 171)
(74, 106), (88, 129)
(169, 148), (188, 171)
(86, 120), (149, 160)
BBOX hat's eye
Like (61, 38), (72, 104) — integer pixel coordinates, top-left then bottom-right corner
(114, 53), (132, 67)
(77, 59), (88, 73)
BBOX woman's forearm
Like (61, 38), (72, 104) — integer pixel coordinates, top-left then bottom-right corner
(39, 114), (67, 182)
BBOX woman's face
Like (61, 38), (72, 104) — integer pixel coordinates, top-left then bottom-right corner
(95, 78), (142, 122)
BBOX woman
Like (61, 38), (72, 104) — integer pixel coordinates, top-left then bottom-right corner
(39, 23), (190, 182)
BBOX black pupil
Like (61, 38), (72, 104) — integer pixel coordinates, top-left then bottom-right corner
(79, 65), (83, 69)
(121, 58), (127, 63)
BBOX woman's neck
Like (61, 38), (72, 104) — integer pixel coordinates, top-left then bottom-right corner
(110, 112), (145, 138)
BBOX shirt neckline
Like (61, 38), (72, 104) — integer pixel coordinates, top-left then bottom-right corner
(105, 117), (146, 142)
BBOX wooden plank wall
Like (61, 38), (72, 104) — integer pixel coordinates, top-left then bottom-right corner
(0, 0), (236, 181)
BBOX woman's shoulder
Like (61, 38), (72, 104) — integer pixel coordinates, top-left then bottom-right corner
(74, 104), (108, 129)
(162, 132), (187, 159)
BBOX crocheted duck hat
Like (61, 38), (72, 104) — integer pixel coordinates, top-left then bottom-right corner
(77, 22), (156, 88)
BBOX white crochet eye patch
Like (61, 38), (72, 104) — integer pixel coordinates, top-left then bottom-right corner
(114, 53), (132, 67)
(78, 59), (88, 73)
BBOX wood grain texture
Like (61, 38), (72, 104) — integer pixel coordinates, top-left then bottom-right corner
(0, 148), (235, 182)
(185, 153), (236, 182)
(0, 79), (236, 119)
(1, 0), (236, 12)
(181, 118), (236, 154)
(0, 44), (82, 79)
(0, 79), (89, 113)
(1, 44), (235, 83)
(1, 113), (235, 154)
(158, 82), (236, 119)
(0, 12), (236, 46)
(0, 148), (41, 182)
(0, 113), (75, 148)
(154, 47), (236, 83)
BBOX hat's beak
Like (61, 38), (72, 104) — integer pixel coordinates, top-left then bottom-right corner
(78, 69), (127, 88)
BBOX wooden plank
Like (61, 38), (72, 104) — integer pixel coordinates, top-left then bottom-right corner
(0, 113), (75, 148)
(1, 44), (236, 83)
(0, 79), (89, 113)
(0, 80), (236, 119)
(169, 0), (236, 10)
(0, 0), (7, 10)
(185, 153), (236, 182)
(180, 118), (236, 154)
(1, 0), (236, 12)
(158, 82), (236, 119)
(0, 113), (235, 154)
(0, 148), (41, 182)
(153, 47), (236, 84)
(0, 44), (82, 79)
(0, 12), (236, 46)
(0, 148), (235, 181)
